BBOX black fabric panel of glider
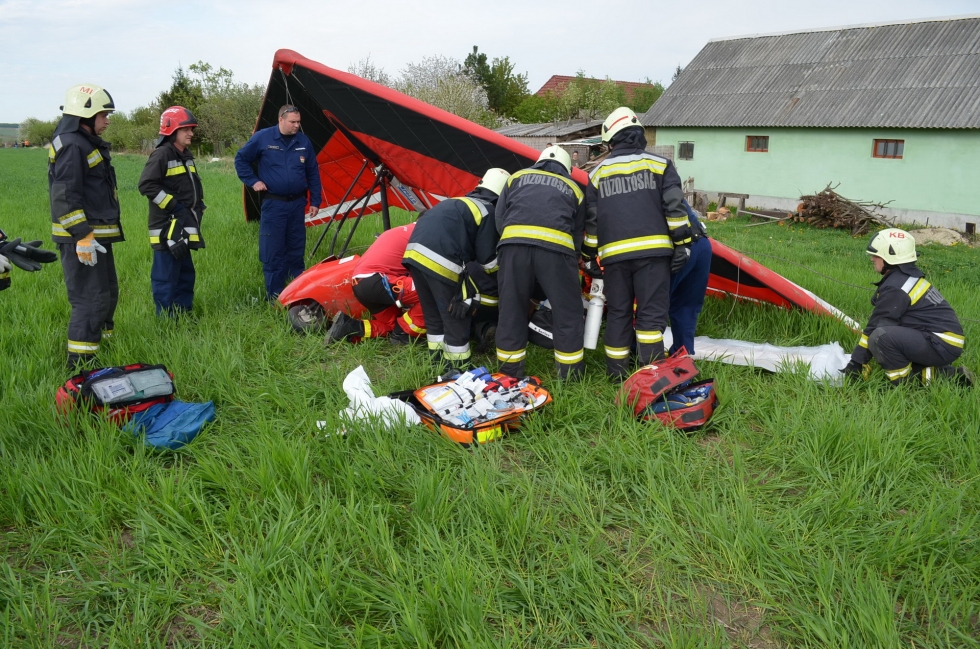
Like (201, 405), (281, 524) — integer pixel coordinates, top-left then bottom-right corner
(708, 253), (768, 289)
(290, 64), (534, 184)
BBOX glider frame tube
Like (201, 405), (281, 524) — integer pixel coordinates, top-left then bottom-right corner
(309, 158), (370, 260)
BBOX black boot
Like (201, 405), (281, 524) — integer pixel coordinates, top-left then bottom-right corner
(326, 312), (365, 343)
(389, 328), (411, 345)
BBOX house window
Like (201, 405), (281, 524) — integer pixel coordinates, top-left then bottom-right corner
(873, 139), (904, 159)
(678, 141), (694, 160)
(746, 136), (769, 152)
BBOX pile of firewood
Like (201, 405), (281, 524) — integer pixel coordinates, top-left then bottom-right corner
(796, 184), (894, 235)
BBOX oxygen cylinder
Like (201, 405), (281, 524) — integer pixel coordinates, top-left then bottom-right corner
(583, 278), (604, 350)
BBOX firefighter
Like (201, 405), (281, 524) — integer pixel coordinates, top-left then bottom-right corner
(401, 168), (510, 371)
(47, 84), (123, 370)
(0, 230), (58, 291)
(234, 105), (323, 300)
(841, 228), (972, 386)
(327, 222), (425, 344)
(668, 199), (712, 355)
(585, 107), (694, 379)
(494, 147), (587, 380)
(138, 106), (206, 316)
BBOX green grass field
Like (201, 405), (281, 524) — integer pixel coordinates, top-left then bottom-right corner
(1, 147), (978, 647)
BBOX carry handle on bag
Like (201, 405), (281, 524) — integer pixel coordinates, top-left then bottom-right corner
(617, 348), (719, 432)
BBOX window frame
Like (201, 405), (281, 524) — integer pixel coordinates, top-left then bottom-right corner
(745, 135), (769, 153)
(872, 139), (905, 159)
(678, 141), (695, 160)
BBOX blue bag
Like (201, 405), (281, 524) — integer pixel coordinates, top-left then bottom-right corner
(123, 400), (215, 449)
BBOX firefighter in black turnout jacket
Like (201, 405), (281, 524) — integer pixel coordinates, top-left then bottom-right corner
(586, 107), (695, 378)
(842, 228), (972, 386)
(138, 107), (206, 315)
(402, 169), (510, 371)
(495, 147), (587, 380)
(47, 84), (123, 370)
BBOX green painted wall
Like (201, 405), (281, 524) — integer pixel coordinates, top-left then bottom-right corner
(655, 127), (980, 217)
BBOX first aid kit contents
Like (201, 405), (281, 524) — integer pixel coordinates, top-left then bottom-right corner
(415, 367), (547, 429)
(86, 367), (173, 404)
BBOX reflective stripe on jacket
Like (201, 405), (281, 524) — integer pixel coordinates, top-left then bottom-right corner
(494, 162), (585, 257)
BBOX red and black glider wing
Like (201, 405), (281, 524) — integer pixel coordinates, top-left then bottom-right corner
(244, 49), (589, 225)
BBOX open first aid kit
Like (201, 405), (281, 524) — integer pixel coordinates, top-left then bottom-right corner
(617, 348), (719, 432)
(390, 367), (552, 445)
(56, 363), (175, 423)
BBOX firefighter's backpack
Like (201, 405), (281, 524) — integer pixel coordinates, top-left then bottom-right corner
(56, 364), (175, 423)
(617, 348), (718, 431)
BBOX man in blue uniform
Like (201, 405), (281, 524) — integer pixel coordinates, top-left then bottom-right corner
(235, 105), (323, 300)
(668, 199), (712, 356)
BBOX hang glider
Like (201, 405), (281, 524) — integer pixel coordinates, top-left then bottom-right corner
(252, 50), (856, 329)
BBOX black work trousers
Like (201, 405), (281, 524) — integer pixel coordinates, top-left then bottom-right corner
(59, 242), (118, 368)
(868, 326), (961, 384)
(603, 256), (670, 378)
(495, 245), (584, 380)
(408, 267), (472, 366)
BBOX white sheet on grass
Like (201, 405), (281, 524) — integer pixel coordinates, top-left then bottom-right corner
(339, 365), (421, 430)
(663, 328), (850, 384)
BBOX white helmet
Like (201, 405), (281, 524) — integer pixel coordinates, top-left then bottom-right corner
(476, 168), (510, 196)
(62, 84), (115, 118)
(866, 228), (916, 265)
(537, 145), (571, 173)
(601, 106), (641, 143)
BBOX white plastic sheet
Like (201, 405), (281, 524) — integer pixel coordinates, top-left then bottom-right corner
(339, 365), (421, 430)
(663, 328), (850, 384)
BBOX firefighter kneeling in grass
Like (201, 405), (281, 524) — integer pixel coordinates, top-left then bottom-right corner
(494, 147), (587, 380)
(327, 222), (425, 345)
(841, 228), (973, 387)
(402, 168), (510, 373)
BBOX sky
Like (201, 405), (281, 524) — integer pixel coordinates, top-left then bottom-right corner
(2, 0), (978, 123)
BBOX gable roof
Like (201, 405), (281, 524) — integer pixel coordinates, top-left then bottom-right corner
(535, 75), (657, 99)
(641, 15), (980, 130)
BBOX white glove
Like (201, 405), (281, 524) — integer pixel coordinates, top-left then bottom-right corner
(76, 235), (107, 266)
(0, 254), (10, 273)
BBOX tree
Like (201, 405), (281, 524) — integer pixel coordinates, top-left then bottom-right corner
(348, 55), (393, 87)
(19, 117), (58, 146)
(157, 66), (204, 116)
(464, 46), (530, 119)
(186, 61), (264, 155)
(626, 78), (664, 114)
(395, 55), (497, 128)
(672, 65), (684, 82)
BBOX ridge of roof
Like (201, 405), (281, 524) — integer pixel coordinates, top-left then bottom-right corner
(709, 13), (980, 43)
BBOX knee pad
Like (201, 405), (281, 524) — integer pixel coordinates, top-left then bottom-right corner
(867, 327), (888, 356)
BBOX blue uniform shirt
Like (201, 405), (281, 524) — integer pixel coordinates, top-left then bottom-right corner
(234, 125), (323, 205)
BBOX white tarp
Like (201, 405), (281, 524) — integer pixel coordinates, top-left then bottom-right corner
(663, 328), (850, 384)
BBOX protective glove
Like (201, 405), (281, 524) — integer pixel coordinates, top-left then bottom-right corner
(670, 244), (691, 274)
(0, 255), (9, 291)
(583, 258), (603, 279)
(76, 233), (107, 266)
(840, 360), (869, 382)
(448, 274), (480, 319)
(165, 217), (190, 260)
(0, 238), (58, 271)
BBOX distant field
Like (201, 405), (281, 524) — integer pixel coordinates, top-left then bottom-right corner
(1, 148), (978, 646)
(0, 126), (20, 143)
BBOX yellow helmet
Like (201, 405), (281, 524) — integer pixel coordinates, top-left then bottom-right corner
(601, 106), (641, 143)
(476, 168), (510, 196)
(866, 228), (916, 265)
(61, 84), (115, 118)
(537, 145), (571, 173)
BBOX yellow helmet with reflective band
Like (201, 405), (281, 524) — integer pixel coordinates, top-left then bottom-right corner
(62, 84), (115, 118)
(537, 145), (571, 173)
(602, 106), (641, 143)
(867, 228), (916, 265)
(476, 168), (510, 196)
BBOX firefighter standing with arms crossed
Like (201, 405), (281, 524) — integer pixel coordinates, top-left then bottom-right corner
(47, 84), (123, 371)
(401, 169), (510, 372)
(585, 107), (695, 379)
(494, 147), (587, 380)
(235, 105), (322, 300)
(138, 107), (206, 316)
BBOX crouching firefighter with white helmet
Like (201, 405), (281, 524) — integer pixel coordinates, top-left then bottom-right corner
(495, 146), (587, 380)
(841, 228), (972, 386)
(138, 106), (206, 315)
(48, 84), (123, 370)
(586, 107), (695, 379)
(402, 168), (510, 373)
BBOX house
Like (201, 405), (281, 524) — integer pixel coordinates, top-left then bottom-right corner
(495, 119), (602, 151)
(535, 75), (660, 102)
(642, 15), (980, 232)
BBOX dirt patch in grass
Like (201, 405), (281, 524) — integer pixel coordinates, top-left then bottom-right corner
(695, 584), (782, 648)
